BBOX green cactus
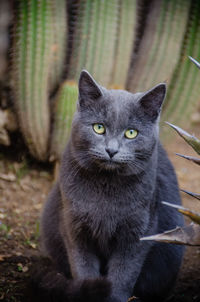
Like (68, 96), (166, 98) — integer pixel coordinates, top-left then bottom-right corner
(50, 81), (78, 160)
(49, 0), (67, 90)
(110, 0), (136, 88)
(163, 0), (200, 126)
(68, 0), (96, 81)
(136, 0), (169, 91)
(127, 0), (190, 92)
(68, 0), (136, 88)
(148, 0), (189, 87)
(12, 0), (67, 161)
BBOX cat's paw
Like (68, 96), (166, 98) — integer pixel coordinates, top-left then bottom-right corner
(75, 278), (111, 302)
(82, 278), (111, 302)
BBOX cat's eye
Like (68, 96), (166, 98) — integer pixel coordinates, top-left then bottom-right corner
(93, 123), (105, 135)
(125, 129), (138, 139)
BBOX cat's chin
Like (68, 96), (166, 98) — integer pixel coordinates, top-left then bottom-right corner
(74, 154), (142, 176)
(101, 160), (120, 171)
(96, 159), (132, 174)
(96, 159), (144, 176)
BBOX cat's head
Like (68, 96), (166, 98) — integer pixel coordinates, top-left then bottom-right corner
(70, 70), (166, 175)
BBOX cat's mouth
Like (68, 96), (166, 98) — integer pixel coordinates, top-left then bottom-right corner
(89, 151), (126, 171)
(97, 158), (122, 170)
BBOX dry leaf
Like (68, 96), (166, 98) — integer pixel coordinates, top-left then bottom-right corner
(140, 223), (200, 246)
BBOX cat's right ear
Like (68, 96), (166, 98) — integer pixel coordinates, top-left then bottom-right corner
(138, 83), (166, 121)
(78, 70), (102, 107)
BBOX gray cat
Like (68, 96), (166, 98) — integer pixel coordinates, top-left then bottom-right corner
(37, 71), (184, 302)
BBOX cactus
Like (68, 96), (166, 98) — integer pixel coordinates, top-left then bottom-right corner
(163, 0), (200, 126)
(68, 0), (119, 86)
(12, 0), (67, 161)
(49, 0), (67, 90)
(141, 118), (200, 246)
(50, 81), (78, 160)
(147, 0), (189, 88)
(68, 0), (136, 88)
(131, 0), (168, 91)
(110, 0), (136, 88)
(68, 0), (97, 80)
(127, 0), (190, 92)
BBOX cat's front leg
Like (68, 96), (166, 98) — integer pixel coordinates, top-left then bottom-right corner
(106, 241), (151, 302)
(60, 204), (101, 280)
(63, 234), (101, 280)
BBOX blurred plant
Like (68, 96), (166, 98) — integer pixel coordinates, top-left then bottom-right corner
(0, 222), (11, 239)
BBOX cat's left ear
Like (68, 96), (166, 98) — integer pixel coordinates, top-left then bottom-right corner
(139, 83), (166, 120)
(78, 70), (102, 106)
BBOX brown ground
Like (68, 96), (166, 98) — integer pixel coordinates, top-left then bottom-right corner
(0, 125), (200, 302)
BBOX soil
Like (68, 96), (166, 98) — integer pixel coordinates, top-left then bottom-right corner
(0, 125), (200, 302)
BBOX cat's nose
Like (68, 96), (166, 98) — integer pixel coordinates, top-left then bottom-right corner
(105, 148), (118, 158)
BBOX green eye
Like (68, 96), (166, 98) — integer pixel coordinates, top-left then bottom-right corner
(125, 129), (138, 139)
(93, 123), (105, 134)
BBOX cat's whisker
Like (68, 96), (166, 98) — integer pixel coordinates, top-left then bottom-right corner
(128, 161), (144, 172)
(67, 158), (83, 179)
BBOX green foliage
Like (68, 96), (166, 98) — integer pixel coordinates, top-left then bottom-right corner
(0, 222), (10, 234)
(0, 223), (11, 239)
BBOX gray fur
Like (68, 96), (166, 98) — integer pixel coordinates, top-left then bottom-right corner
(41, 70), (184, 302)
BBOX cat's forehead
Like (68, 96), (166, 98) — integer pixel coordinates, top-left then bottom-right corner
(105, 89), (141, 105)
(99, 89), (143, 121)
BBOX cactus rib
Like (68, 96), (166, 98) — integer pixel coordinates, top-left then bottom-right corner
(51, 81), (78, 160)
(13, 0), (67, 161)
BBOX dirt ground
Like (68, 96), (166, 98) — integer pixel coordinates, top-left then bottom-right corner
(0, 125), (200, 302)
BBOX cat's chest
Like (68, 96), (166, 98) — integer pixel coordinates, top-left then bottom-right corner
(69, 172), (154, 207)
(64, 174), (154, 244)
